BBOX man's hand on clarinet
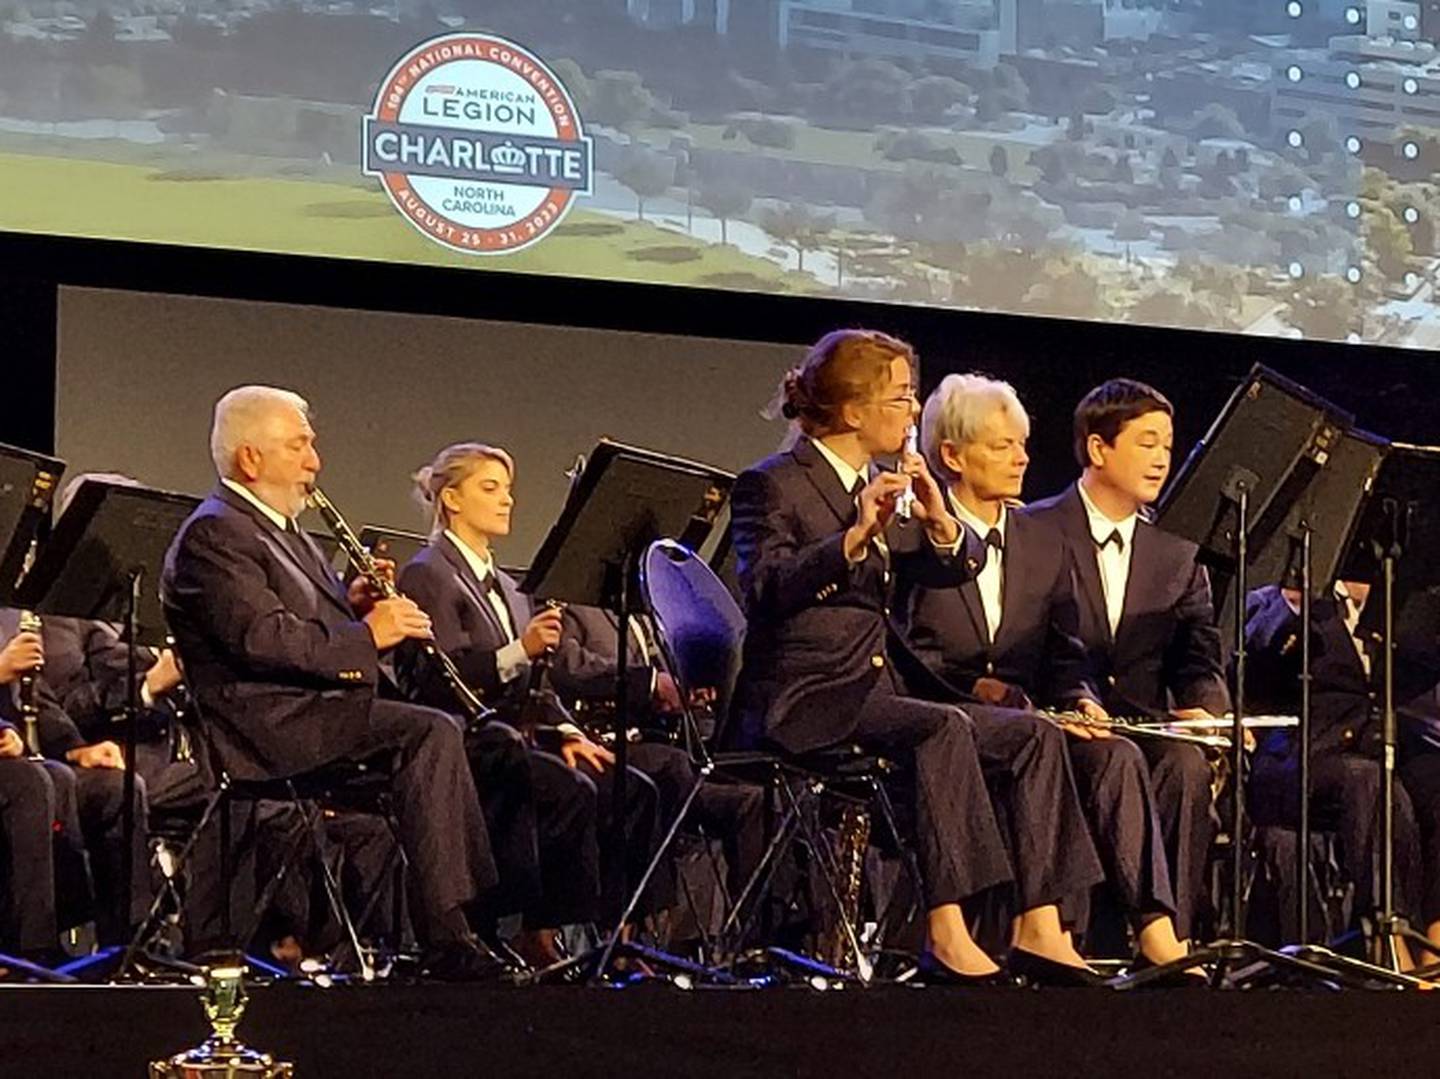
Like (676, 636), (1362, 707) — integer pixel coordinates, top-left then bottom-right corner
(0, 631), (44, 685)
(347, 557), (396, 616)
(364, 597), (432, 651)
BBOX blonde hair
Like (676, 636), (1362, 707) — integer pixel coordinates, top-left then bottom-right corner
(412, 442), (515, 536)
(210, 385), (310, 478)
(921, 373), (1030, 484)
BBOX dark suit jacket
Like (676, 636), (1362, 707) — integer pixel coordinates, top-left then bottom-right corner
(903, 506), (1096, 710)
(160, 485), (379, 782)
(0, 607), (88, 759)
(1022, 483), (1229, 718)
(729, 437), (976, 753)
(551, 604), (657, 713)
(395, 535), (531, 714)
(1243, 584), (1440, 760)
(42, 617), (164, 742)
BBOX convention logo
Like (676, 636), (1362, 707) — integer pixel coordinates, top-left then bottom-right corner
(363, 33), (593, 255)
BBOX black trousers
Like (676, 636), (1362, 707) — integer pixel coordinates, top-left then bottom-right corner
(0, 758), (58, 954)
(1400, 746), (1440, 927)
(48, 764), (151, 945)
(1251, 748), (1425, 927)
(464, 721), (543, 923)
(848, 673), (1012, 910)
(1067, 735), (1178, 935)
(575, 756), (666, 922)
(1139, 739), (1215, 940)
(629, 740), (767, 898)
(968, 706), (1105, 916)
(528, 749), (601, 929)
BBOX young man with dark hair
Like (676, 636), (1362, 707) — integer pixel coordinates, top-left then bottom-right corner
(1024, 378), (1228, 943)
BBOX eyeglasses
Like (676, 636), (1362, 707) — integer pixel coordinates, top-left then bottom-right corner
(876, 392), (918, 412)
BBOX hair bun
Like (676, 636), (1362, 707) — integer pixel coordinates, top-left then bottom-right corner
(411, 465), (436, 503)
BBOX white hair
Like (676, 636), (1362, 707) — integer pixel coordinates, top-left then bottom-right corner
(210, 385), (310, 478)
(920, 373), (1030, 484)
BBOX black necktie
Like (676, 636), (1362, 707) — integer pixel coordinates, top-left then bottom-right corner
(1097, 529), (1124, 553)
(985, 528), (1004, 553)
(849, 476), (865, 498)
(284, 520), (330, 581)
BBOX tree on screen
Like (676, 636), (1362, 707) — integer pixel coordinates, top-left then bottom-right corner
(591, 70), (659, 132)
(912, 76), (971, 125)
(990, 145), (1010, 178)
(696, 178), (753, 245)
(820, 59), (912, 127)
(759, 202), (835, 275)
(1283, 275), (1361, 342)
(615, 145), (676, 222)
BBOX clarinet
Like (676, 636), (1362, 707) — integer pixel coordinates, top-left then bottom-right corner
(519, 599), (569, 732)
(17, 609), (43, 759)
(306, 486), (493, 726)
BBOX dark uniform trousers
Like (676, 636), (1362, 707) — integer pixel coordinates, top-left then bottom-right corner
(47, 763), (150, 946)
(0, 757), (59, 954)
(846, 671), (1012, 910)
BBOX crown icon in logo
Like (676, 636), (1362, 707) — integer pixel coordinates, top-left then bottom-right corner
(490, 141), (526, 173)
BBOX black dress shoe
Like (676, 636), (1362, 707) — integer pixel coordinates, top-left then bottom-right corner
(1008, 948), (1108, 988)
(419, 936), (513, 983)
(914, 952), (1020, 987)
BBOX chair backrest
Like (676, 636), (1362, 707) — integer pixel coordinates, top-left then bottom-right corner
(640, 539), (747, 747)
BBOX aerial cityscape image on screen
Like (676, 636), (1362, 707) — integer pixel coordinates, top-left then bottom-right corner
(3, 0), (1440, 346)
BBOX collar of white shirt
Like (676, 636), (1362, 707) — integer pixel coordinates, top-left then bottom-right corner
(1076, 479), (1139, 550)
(809, 436), (865, 495)
(948, 490), (1007, 546)
(444, 529), (496, 585)
(222, 478), (291, 532)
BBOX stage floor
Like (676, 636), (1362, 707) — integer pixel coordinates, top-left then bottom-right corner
(4, 981), (1436, 1077)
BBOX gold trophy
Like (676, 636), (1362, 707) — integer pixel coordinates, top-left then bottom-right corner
(150, 962), (294, 1077)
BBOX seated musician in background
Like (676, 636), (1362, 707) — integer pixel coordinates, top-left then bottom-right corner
(0, 609), (150, 950)
(0, 716), (64, 969)
(43, 474), (208, 817)
(399, 442), (667, 967)
(732, 328), (1107, 984)
(1246, 580), (1440, 962)
(1024, 379), (1227, 944)
(903, 373), (1191, 968)
(551, 602), (765, 905)
(162, 385), (504, 980)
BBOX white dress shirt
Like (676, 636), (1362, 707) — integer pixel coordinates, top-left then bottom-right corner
(222, 478), (292, 532)
(1077, 480), (1139, 637)
(949, 492), (1006, 642)
(444, 530), (530, 685)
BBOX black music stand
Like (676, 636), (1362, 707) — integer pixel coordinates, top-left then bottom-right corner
(521, 439), (732, 983)
(1346, 444), (1440, 973)
(0, 441), (64, 601)
(1114, 366), (1372, 989)
(14, 479), (201, 981)
(0, 443), (68, 981)
(357, 525), (428, 576)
